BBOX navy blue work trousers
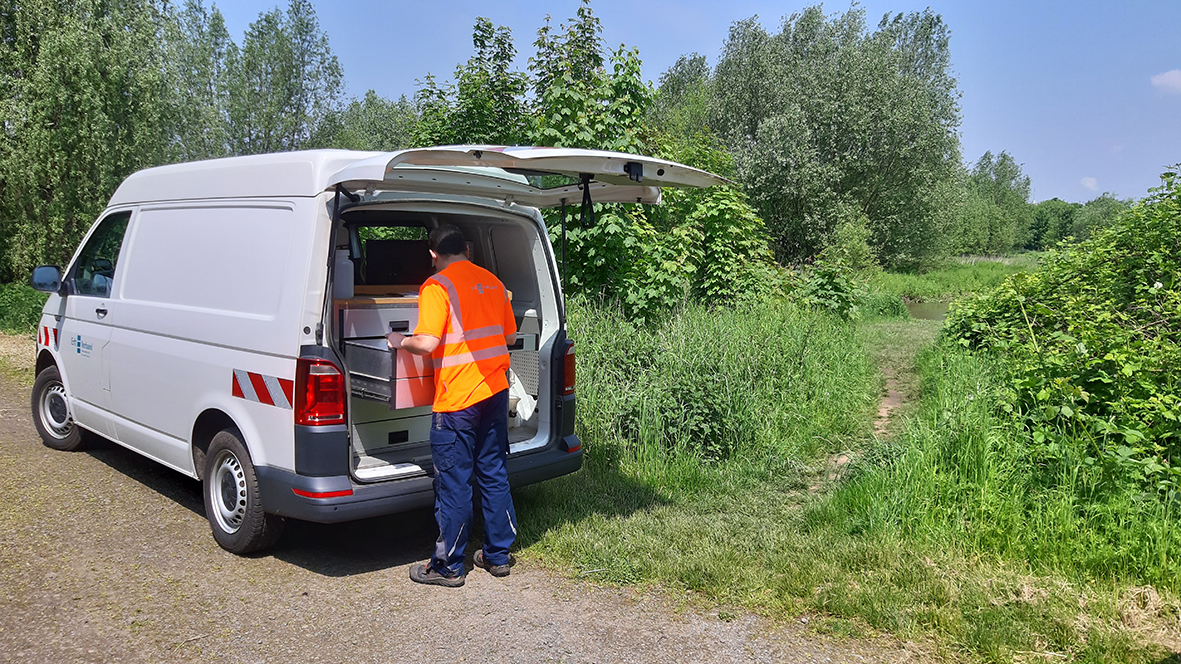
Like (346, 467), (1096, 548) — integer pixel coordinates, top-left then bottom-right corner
(429, 389), (517, 577)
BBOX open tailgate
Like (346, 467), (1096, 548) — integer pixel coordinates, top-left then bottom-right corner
(326, 145), (730, 207)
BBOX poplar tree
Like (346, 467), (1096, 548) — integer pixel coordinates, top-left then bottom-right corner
(0, 0), (171, 278)
(225, 0), (342, 154)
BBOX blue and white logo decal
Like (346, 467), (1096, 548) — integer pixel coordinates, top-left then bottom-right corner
(71, 335), (93, 358)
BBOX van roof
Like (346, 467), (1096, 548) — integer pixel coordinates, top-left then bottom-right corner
(108, 150), (384, 206)
(109, 147), (728, 208)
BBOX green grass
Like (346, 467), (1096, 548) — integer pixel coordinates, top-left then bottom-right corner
(514, 299), (1179, 662)
(873, 256), (1038, 302)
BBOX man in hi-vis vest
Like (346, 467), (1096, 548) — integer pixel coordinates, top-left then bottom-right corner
(388, 224), (519, 587)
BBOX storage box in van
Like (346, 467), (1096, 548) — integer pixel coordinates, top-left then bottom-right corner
(27, 146), (725, 553)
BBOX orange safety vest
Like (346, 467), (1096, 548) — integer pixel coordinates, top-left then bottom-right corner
(414, 261), (517, 413)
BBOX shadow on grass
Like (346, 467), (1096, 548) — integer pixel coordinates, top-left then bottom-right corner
(511, 451), (668, 550)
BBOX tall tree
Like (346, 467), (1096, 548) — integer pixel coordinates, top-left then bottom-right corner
(0, 0), (173, 279)
(529, 0), (603, 101)
(958, 151), (1033, 253)
(225, 0), (342, 154)
(1028, 198), (1080, 250)
(707, 6), (963, 268)
(329, 90), (418, 152)
(413, 17), (530, 147)
(166, 0), (233, 161)
(1071, 193), (1131, 242)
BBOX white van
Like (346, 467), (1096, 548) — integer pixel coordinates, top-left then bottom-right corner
(28, 146), (724, 553)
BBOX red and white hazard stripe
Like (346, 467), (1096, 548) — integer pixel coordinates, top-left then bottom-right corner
(231, 370), (294, 410)
(38, 325), (58, 348)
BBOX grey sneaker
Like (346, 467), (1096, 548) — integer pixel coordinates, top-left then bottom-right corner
(409, 563), (465, 587)
(474, 549), (511, 577)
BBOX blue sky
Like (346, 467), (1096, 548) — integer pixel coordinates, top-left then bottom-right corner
(216, 1), (1181, 203)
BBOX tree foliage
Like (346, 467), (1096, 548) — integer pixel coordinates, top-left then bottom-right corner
(0, 0), (346, 278)
(0, 0), (173, 280)
(413, 17), (530, 147)
(946, 151), (1033, 254)
(328, 90), (417, 152)
(225, 0), (342, 154)
(707, 6), (962, 269)
(0, 0), (1126, 322)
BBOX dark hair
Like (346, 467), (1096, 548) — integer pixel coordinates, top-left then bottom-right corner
(428, 224), (467, 257)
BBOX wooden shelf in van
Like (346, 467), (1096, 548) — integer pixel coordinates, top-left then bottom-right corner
(337, 284), (420, 306)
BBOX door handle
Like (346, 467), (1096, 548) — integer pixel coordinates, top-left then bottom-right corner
(95, 307), (108, 319)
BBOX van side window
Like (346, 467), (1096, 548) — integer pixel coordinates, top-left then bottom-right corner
(71, 212), (131, 297)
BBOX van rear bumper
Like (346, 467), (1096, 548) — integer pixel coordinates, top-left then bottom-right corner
(256, 437), (582, 524)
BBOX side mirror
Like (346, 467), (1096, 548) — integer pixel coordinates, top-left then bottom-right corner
(30, 265), (63, 294)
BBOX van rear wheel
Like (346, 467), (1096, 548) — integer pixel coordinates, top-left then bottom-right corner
(32, 366), (88, 451)
(203, 429), (284, 554)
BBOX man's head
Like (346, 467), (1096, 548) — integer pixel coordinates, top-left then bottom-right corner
(428, 224), (469, 267)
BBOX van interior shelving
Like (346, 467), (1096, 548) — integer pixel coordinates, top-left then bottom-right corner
(332, 206), (548, 482)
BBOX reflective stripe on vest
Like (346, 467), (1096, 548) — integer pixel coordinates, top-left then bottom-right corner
(425, 273), (509, 370)
(433, 345), (511, 369)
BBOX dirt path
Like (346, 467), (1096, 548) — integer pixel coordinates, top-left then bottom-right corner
(0, 338), (903, 663)
(861, 320), (943, 437)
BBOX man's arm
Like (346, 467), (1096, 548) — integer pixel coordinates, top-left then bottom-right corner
(502, 287), (517, 348)
(388, 331), (439, 355)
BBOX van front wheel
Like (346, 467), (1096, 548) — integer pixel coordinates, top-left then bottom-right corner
(32, 366), (87, 451)
(203, 429), (284, 554)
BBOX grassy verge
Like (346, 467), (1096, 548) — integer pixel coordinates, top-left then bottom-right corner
(515, 298), (1178, 662)
(873, 256), (1037, 302)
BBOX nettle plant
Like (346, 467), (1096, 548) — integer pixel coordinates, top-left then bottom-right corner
(946, 168), (1181, 496)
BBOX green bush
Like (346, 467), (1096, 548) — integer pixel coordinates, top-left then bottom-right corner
(0, 282), (48, 334)
(945, 168), (1181, 498)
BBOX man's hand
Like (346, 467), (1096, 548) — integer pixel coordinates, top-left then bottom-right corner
(386, 331), (406, 350)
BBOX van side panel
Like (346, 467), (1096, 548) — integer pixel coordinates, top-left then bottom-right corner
(105, 200), (318, 472)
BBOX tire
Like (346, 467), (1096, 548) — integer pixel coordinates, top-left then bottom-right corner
(31, 365), (88, 451)
(203, 428), (284, 554)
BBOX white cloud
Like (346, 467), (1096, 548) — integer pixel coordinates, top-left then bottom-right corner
(1081, 177), (1098, 191)
(1151, 69), (1181, 94)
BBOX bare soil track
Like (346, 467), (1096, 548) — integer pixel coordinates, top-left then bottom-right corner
(0, 342), (902, 663)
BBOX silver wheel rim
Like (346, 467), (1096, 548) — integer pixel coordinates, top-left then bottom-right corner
(38, 381), (73, 439)
(210, 450), (247, 534)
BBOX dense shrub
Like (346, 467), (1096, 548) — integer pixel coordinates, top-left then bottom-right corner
(0, 282), (48, 334)
(945, 169), (1181, 496)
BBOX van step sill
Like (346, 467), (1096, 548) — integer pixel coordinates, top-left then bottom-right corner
(354, 462), (427, 481)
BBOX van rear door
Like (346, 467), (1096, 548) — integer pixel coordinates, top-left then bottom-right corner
(326, 146), (729, 206)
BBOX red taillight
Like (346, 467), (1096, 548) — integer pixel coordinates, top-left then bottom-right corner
(295, 357), (346, 426)
(563, 341), (575, 395)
